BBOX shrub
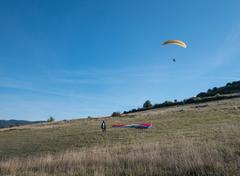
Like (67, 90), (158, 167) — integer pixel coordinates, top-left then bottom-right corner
(112, 112), (121, 117)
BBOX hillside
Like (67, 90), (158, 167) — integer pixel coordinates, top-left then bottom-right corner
(0, 98), (240, 175)
(123, 80), (240, 114)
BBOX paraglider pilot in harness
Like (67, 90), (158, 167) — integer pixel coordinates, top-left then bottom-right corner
(101, 120), (106, 132)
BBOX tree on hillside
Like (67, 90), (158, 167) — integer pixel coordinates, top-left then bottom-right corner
(143, 100), (152, 109)
(47, 116), (55, 122)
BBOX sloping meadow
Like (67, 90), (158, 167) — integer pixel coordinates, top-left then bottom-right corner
(0, 98), (240, 175)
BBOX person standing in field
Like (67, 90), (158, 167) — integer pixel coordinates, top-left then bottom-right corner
(101, 120), (106, 132)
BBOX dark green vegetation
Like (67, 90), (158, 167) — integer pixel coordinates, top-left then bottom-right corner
(197, 80), (240, 97)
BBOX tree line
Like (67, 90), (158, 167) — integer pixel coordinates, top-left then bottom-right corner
(112, 80), (240, 116)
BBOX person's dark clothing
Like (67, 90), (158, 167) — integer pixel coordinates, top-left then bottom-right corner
(101, 121), (106, 132)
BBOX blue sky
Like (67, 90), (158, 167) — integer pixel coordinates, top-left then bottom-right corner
(0, 0), (240, 120)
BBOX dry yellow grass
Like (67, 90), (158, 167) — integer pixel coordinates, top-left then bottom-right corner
(0, 98), (240, 175)
(0, 136), (239, 176)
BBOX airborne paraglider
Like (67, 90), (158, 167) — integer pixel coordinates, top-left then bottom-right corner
(162, 40), (187, 62)
(162, 40), (187, 48)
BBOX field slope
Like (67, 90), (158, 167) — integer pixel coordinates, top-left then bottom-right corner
(0, 98), (240, 176)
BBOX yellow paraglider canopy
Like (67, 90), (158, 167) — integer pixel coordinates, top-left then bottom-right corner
(162, 40), (187, 48)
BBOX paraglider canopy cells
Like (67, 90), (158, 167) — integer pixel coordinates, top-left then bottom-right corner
(162, 40), (187, 48)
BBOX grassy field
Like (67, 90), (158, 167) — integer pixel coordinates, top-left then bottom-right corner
(0, 98), (240, 175)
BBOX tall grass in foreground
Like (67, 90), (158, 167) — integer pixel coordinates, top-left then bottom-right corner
(0, 137), (239, 176)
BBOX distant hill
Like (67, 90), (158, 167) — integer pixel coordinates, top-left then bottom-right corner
(0, 119), (44, 128)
